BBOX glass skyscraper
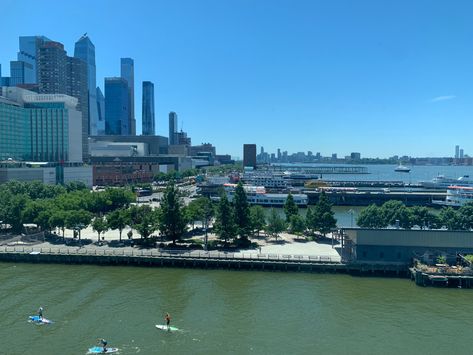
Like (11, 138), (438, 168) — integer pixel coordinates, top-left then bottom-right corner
(96, 87), (105, 135)
(142, 81), (155, 135)
(120, 58), (135, 135)
(105, 77), (130, 135)
(169, 111), (178, 145)
(74, 34), (99, 136)
(17, 35), (50, 84)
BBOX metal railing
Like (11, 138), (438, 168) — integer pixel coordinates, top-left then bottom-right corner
(0, 246), (340, 264)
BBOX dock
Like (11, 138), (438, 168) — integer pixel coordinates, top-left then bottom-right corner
(410, 267), (473, 288)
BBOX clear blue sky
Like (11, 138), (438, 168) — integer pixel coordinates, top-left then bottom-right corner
(2, 0), (472, 159)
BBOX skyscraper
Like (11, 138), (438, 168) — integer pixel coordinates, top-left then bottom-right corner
(455, 145), (460, 159)
(38, 41), (67, 94)
(96, 87), (105, 135)
(243, 144), (257, 169)
(168, 111), (178, 145)
(17, 35), (50, 84)
(74, 34), (99, 136)
(105, 77), (130, 135)
(142, 81), (155, 135)
(120, 58), (135, 135)
(9, 61), (30, 86)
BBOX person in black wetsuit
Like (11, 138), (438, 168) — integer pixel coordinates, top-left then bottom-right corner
(99, 339), (108, 353)
(38, 307), (44, 320)
(165, 313), (171, 330)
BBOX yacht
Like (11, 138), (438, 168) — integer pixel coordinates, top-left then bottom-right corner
(433, 185), (473, 207)
(421, 175), (473, 189)
(394, 165), (411, 172)
(224, 183), (308, 207)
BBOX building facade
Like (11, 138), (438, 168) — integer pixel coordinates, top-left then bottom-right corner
(96, 87), (105, 135)
(142, 81), (155, 135)
(243, 144), (257, 169)
(74, 34), (100, 136)
(104, 77), (130, 135)
(38, 41), (67, 94)
(168, 111), (178, 145)
(17, 35), (50, 84)
(120, 58), (135, 135)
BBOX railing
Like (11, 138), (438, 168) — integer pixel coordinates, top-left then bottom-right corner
(0, 246), (340, 264)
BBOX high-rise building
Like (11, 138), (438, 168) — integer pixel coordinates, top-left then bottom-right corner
(105, 77), (130, 135)
(96, 87), (105, 135)
(460, 149), (464, 159)
(169, 111), (178, 145)
(38, 41), (67, 94)
(17, 36), (50, 84)
(120, 58), (135, 135)
(455, 145), (460, 159)
(66, 56), (88, 159)
(74, 34), (99, 136)
(0, 87), (82, 162)
(142, 81), (155, 135)
(9, 61), (31, 86)
(243, 144), (257, 169)
(277, 148), (281, 161)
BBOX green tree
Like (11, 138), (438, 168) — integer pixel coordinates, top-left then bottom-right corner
(283, 192), (298, 222)
(214, 194), (237, 245)
(305, 207), (317, 235)
(233, 182), (251, 240)
(250, 205), (266, 237)
(380, 200), (405, 226)
(265, 208), (286, 240)
(92, 216), (109, 242)
(289, 214), (306, 236)
(158, 182), (187, 244)
(186, 198), (205, 230)
(458, 203), (473, 230)
(49, 210), (67, 239)
(440, 207), (463, 230)
(356, 204), (388, 228)
(2, 193), (30, 234)
(107, 208), (130, 241)
(313, 192), (337, 236)
(65, 210), (92, 243)
(133, 205), (158, 239)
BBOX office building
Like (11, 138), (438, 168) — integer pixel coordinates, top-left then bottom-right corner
(105, 77), (130, 135)
(455, 145), (460, 159)
(38, 41), (68, 94)
(96, 87), (105, 135)
(142, 81), (155, 135)
(0, 87), (82, 163)
(460, 149), (464, 159)
(120, 58), (135, 135)
(74, 34), (99, 136)
(17, 36), (50, 84)
(9, 61), (31, 86)
(243, 144), (257, 169)
(169, 111), (178, 145)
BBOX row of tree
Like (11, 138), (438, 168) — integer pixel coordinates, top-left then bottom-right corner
(356, 200), (473, 231)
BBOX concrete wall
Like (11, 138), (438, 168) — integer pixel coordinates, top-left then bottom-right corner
(0, 167), (55, 184)
(68, 108), (83, 163)
(63, 166), (93, 187)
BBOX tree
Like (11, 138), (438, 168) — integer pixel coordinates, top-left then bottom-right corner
(265, 209), (286, 240)
(186, 198), (205, 230)
(214, 194), (237, 245)
(305, 207), (317, 235)
(49, 210), (67, 239)
(410, 206), (431, 229)
(380, 200), (405, 226)
(233, 182), (251, 240)
(440, 207), (463, 230)
(289, 214), (306, 236)
(2, 193), (30, 234)
(356, 204), (388, 228)
(107, 208), (130, 241)
(250, 205), (266, 237)
(458, 203), (473, 230)
(65, 210), (92, 243)
(284, 192), (298, 222)
(313, 192), (337, 236)
(92, 216), (109, 242)
(133, 206), (158, 239)
(158, 182), (187, 244)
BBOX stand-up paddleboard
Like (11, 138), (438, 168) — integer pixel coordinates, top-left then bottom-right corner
(28, 315), (52, 324)
(88, 346), (119, 354)
(156, 324), (179, 332)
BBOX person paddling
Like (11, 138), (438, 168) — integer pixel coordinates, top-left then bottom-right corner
(38, 306), (44, 320)
(164, 313), (171, 330)
(98, 338), (108, 353)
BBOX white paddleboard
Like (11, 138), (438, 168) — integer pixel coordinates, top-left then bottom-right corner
(88, 346), (119, 353)
(28, 315), (52, 324)
(156, 324), (179, 331)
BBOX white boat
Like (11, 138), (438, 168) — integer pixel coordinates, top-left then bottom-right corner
(394, 165), (411, 172)
(224, 183), (308, 207)
(433, 185), (473, 207)
(421, 175), (473, 189)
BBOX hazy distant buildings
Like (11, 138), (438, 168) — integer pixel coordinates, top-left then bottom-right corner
(455, 145), (460, 159)
(74, 34), (99, 136)
(121, 58), (135, 135)
(105, 77), (130, 135)
(169, 111), (178, 145)
(460, 149), (464, 159)
(243, 144), (257, 169)
(142, 81), (155, 135)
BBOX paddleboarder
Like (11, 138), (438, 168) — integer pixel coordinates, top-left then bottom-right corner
(99, 338), (108, 353)
(165, 313), (171, 330)
(38, 306), (44, 320)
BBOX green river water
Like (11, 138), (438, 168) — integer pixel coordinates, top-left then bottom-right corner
(1, 262), (472, 355)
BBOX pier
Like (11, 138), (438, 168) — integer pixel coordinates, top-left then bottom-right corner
(410, 267), (473, 288)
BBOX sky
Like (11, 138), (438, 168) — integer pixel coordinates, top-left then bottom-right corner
(1, 0), (472, 159)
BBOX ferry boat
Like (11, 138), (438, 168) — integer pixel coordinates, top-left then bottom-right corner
(224, 183), (308, 207)
(242, 171), (288, 189)
(394, 165), (411, 172)
(433, 185), (473, 207)
(421, 175), (473, 189)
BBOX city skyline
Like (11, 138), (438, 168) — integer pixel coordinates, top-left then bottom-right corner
(2, 0), (473, 157)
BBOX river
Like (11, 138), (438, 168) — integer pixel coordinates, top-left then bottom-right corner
(1, 262), (472, 355)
